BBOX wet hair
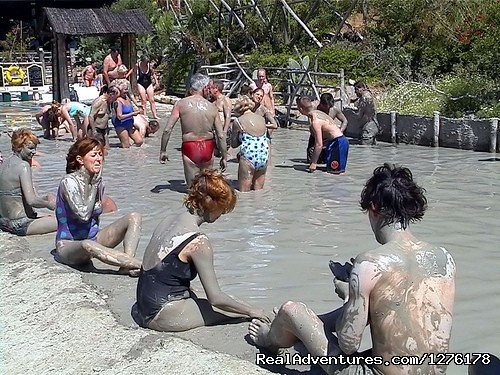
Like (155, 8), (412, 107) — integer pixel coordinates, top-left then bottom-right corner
(47, 101), (61, 125)
(234, 95), (255, 114)
(240, 83), (252, 96)
(99, 85), (109, 95)
(360, 163), (427, 229)
(110, 47), (120, 53)
(354, 81), (368, 90)
(212, 80), (224, 93)
(65, 137), (104, 174)
(184, 169), (237, 216)
(140, 54), (149, 63)
(11, 128), (39, 152)
(252, 88), (264, 96)
(296, 96), (314, 109)
(190, 73), (210, 92)
(319, 93), (335, 108)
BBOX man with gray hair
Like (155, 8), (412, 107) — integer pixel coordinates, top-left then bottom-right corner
(159, 73), (227, 186)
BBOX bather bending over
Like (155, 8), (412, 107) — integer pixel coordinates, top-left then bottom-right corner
(132, 169), (271, 332)
(55, 137), (142, 275)
(0, 129), (57, 236)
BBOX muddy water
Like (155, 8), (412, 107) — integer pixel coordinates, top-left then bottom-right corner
(1, 102), (499, 374)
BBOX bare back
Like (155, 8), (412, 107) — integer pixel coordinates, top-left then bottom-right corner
(0, 156), (36, 219)
(310, 110), (344, 141)
(176, 96), (220, 141)
(362, 241), (455, 374)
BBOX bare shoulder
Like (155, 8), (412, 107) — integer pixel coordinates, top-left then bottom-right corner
(184, 234), (212, 257)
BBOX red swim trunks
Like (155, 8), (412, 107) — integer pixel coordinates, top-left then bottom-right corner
(181, 139), (216, 164)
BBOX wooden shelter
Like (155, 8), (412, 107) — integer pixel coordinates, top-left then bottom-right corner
(42, 7), (154, 101)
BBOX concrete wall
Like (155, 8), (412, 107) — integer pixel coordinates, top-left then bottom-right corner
(343, 109), (499, 153)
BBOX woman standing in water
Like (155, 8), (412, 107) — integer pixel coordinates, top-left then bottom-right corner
(0, 129), (56, 236)
(132, 169), (270, 332)
(112, 82), (144, 148)
(232, 96), (274, 192)
(55, 137), (142, 275)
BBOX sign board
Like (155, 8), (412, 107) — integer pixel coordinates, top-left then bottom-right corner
(0, 66), (3, 87)
(27, 64), (44, 87)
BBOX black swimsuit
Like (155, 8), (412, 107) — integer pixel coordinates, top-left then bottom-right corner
(132, 232), (199, 327)
(137, 63), (152, 89)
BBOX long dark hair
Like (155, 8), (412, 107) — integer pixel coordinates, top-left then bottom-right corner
(360, 163), (427, 229)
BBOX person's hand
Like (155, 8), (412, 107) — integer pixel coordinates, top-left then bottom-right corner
(219, 158), (227, 172)
(249, 307), (272, 324)
(333, 278), (349, 301)
(329, 260), (353, 282)
(307, 163), (317, 173)
(159, 151), (169, 164)
(46, 193), (57, 210)
(133, 110), (141, 116)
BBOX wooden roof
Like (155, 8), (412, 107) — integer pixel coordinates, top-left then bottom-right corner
(43, 7), (154, 35)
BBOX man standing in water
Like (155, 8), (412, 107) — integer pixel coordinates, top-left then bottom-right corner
(351, 81), (379, 145)
(159, 73), (227, 187)
(249, 163), (456, 375)
(297, 97), (348, 174)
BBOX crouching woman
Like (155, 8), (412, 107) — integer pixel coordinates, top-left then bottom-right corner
(132, 169), (270, 332)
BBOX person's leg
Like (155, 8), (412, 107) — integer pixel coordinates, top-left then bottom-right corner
(238, 158), (254, 192)
(252, 168), (267, 190)
(96, 212), (142, 258)
(128, 128), (144, 147)
(82, 115), (90, 137)
(26, 216), (57, 235)
(148, 297), (246, 332)
(181, 155), (214, 187)
(137, 84), (148, 117)
(249, 301), (343, 373)
(75, 116), (84, 140)
(115, 128), (131, 148)
(81, 239), (141, 270)
(145, 84), (158, 118)
(56, 240), (92, 265)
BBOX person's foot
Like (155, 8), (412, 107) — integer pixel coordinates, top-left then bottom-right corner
(248, 319), (273, 349)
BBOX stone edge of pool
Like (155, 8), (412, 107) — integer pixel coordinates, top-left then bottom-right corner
(0, 232), (272, 375)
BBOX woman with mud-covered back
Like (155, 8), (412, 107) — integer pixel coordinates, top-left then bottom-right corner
(132, 169), (271, 332)
(0, 129), (57, 236)
(55, 137), (142, 275)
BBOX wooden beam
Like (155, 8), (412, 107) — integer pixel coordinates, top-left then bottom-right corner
(290, 0), (320, 46)
(217, 38), (253, 81)
(121, 34), (137, 91)
(280, 0), (323, 47)
(332, 0), (358, 41)
(54, 33), (69, 101)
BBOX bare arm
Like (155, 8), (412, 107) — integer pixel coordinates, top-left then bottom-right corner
(264, 109), (278, 129)
(268, 84), (276, 115)
(309, 115), (324, 169)
(88, 102), (100, 134)
(159, 103), (180, 162)
(19, 163), (55, 210)
(230, 120), (242, 148)
(222, 98), (232, 133)
(59, 176), (99, 222)
(103, 59), (111, 85)
(115, 100), (139, 120)
(335, 259), (378, 354)
(189, 235), (266, 319)
(331, 108), (348, 132)
(60, 107), (77, 140)
(213, 108), (228, 163)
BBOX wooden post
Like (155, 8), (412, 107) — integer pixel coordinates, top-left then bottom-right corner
(433, 111), (440, 147)
(339, 69), (345, 108)
(280, 0), (322, 48)
(121, 34), (137, 92)
(391, 111), (397, 144)
(54, 33), (69, 102)
(490, 118), (498, 153)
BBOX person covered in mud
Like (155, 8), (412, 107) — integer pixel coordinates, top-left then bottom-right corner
(307, 92), (348, 164)
(349, 81), (379, 145)
(89, 85), (119, 149)
(159, 73), (227, 187)
(132, 169), (271, 331)
(231, 96), (274, 192)
(0, 129), (57, 236)
(209, 80), (232, 134)
(81, 60), (97, 87)
(251, 88), (278, 134)
(55, 137), (142, 276)
(298, 96), (349, 174)
(35, 101), (62, 139)
(248, 163), (456, 375)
